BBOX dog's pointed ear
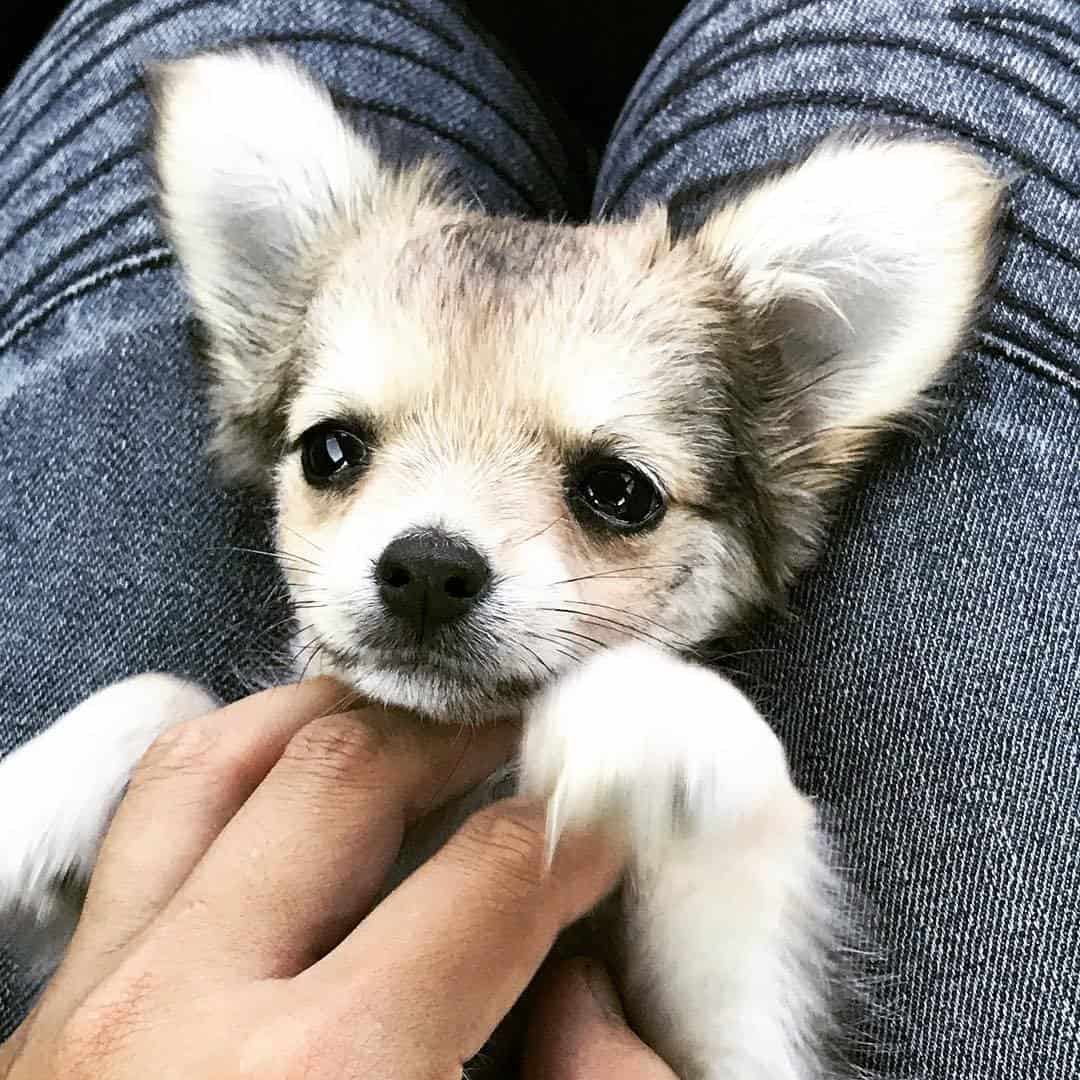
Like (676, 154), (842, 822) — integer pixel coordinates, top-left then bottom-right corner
(150, 50), (382, 482)
(694, 136), (1003, 479)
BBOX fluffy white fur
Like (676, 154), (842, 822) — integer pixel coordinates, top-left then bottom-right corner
(522, 646), (833, 1080)
(698, 137), (1001, 430)
(151, 51), (386, 481)
(0, 675), (217, 976)
(0, 50), (1004, 1079)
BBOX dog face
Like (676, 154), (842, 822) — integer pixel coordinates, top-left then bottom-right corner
(273, 213), (769, 716)
(152, 51), (1001, 719)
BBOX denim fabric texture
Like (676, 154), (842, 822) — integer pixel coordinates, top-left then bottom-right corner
(0, 1), (1077, 1076)
(598, 5), (1080, 1076)
(0, 0), (583, 1037)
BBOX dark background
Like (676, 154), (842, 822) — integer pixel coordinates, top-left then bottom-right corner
(0, 1), (686, 151)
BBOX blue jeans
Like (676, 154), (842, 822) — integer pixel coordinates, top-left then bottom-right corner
(1, 1), (1077, 1074)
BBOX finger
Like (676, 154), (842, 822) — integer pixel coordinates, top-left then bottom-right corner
(155, 710), (517, 977)
(307, 799), (625, 1068)
(523, 957), (678, 1080)
(40, 680), (356, 1028)
(74, 678), (356, 958)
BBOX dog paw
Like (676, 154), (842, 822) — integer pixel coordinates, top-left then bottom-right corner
(519, 644), (793, 865)
(0, 673), (218, 974)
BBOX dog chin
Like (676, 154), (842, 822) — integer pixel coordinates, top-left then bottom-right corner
(325, 654), (535, 724)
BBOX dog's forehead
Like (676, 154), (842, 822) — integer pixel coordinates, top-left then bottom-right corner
(405, 216), (594, 285)
(291, 212), (738, 453)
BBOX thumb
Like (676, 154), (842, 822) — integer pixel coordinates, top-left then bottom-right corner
(523, 956), (678, 1079)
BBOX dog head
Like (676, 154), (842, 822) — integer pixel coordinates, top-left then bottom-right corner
(152, 51), (1001, 719)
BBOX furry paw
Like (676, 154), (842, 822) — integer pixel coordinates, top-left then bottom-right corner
(520, 644), (794, 865)
(522, 646), (831, 1080)
(0, 673), (218, 976)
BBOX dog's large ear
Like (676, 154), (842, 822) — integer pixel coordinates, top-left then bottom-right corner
(151, 51), (382, 482)
(695, 135), (1002, 496)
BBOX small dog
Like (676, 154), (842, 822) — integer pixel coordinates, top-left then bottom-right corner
(0, 51), (1001, 1079)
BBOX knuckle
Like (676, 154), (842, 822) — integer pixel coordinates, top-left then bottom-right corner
(280, 713), (388, 784)
(453, 804), (550, 904)
(131, 716), (226, 787)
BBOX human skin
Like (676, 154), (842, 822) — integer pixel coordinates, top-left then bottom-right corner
(0, 678), (671, 1079)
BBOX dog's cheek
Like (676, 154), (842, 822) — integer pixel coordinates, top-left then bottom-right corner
(640, 514), (755, 648)
(273, 467), (360, 652)
(527, 512), (706, 651)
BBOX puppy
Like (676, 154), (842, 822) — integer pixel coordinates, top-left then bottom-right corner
(0, 51), (1001, 1079)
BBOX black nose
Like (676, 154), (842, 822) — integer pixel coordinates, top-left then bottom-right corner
(375, 530), (491, 632)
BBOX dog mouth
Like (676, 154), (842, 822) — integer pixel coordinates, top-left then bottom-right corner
(317, 637), (549, 721)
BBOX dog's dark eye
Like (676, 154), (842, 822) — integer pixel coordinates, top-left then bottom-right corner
(300, 423), (368, 487)
(575, 459), (664, 531)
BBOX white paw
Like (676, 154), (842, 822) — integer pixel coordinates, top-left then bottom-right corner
(520, 644), (794, 864)
(0, 673), (218, 973)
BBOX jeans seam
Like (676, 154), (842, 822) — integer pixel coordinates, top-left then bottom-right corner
(2, 51), (556, 238)
(607, 89), (1080, 209)
(1006, 212), (1080, 279)
(979, 337), (1080, 399)
(0, 201), (154, 332)
(241, 29), (570, 204)
(982, 315), (1080, 389)
(330, 90), (547, 213)
(0, 0), (159, 133)
(615, 0), (820, 144)
(0, 0), (226, 167)
(371, 0), (464, 54)
(0, 148), (136, 269)
(642, 32), (1080, 145)
(0, 81), (139, 211)
(951, 6), (1080, 69)
(954, 3), (1080, 48)
(0, 0), (470, 154)
(994, 288), (1080, 363)
(0, 245), (173, 356)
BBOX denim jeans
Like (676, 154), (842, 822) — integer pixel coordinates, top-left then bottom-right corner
(0, 1), (1076, 1075)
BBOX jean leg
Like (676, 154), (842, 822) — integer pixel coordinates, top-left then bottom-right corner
(0, 0), (581, 1038)
(599, 3), (1080, 1077)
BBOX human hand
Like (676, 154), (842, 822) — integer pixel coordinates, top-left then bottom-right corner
(524, 956), (678, 1079)
(0, 677), (624, 1079)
